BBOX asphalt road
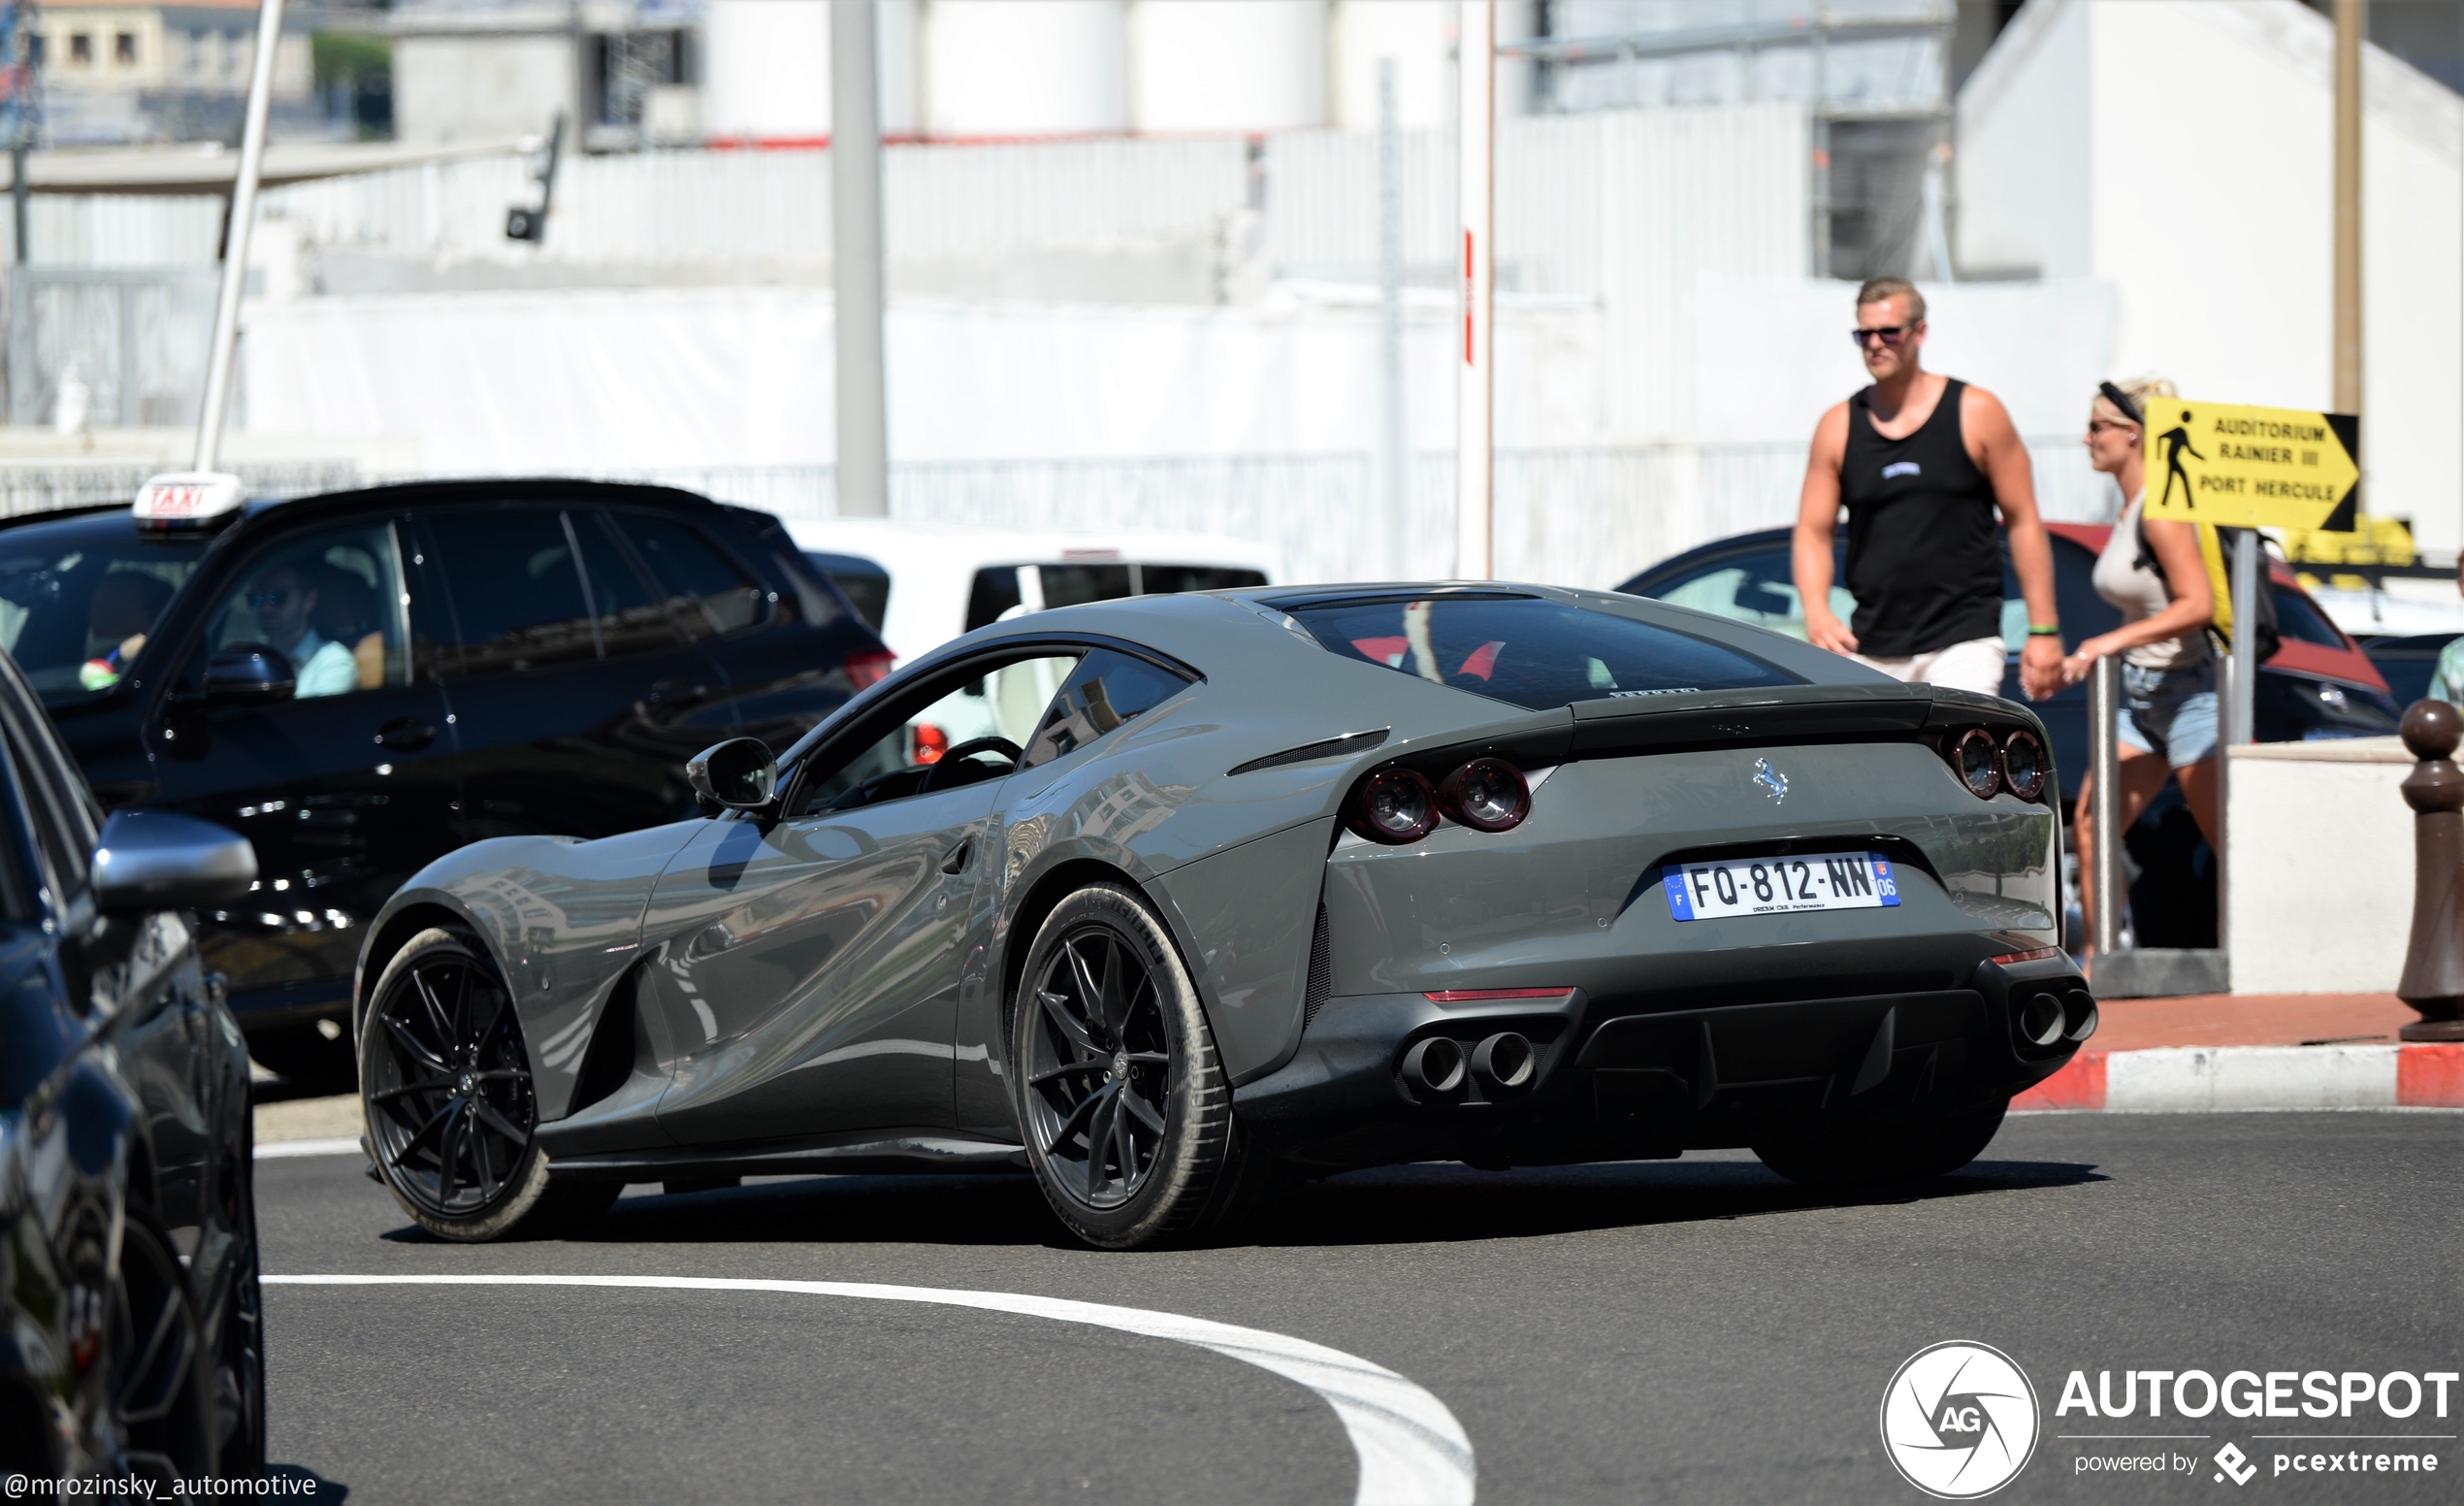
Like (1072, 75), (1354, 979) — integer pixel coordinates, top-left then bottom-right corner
(254, 1111), (2461, 1505)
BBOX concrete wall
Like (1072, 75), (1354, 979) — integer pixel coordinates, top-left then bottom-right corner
(2225, 738), (2413, 995)
(1958, 0), (2464, 553)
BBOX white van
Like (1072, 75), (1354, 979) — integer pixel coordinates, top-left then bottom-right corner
(786, 518), (1281, 666)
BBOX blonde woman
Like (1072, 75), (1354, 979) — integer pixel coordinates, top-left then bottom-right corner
(2062, 377), (2218, 951)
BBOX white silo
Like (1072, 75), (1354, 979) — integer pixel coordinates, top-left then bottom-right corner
(1330, 0), (1451, 130)
(922, 0), (1128, 138)
(1128, 0), (1326, 134)
(701, 0), (920, 143)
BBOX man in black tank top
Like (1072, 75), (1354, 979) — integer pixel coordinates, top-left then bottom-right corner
(1791, 278), (2066, 702)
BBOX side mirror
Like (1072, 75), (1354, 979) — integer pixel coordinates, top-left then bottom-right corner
(687, 737), (778, 813)
(92, 809), (258, 916)
(203, 644), (295, 704)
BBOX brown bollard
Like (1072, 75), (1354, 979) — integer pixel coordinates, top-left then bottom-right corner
(2396, 700), (2464, 1041)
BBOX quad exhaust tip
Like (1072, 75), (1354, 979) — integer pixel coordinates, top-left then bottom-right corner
(2019, 992), (2066, 1048)
(1473, 1031), (1535, 1094)
(1401, 1036), (1468, 1097)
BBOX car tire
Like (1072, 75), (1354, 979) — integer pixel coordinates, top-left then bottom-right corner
(360, 927), (617, 1243)
(1012, 881), (1273, 1250)
(1751, 1097), (2011, 1189)
(112, 1209), (216, 1486)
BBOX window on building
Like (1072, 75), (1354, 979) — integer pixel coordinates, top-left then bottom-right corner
(68, 32), (90, 65)
(113, 31), (135, 65)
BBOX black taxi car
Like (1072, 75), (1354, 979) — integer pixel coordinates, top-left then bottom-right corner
(0, 476), (890, 1086)
(0, 638), (266, 1479)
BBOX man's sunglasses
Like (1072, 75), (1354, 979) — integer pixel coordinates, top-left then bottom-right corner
(246, 587), (297, 608)
(1850, 325), (1912, 346)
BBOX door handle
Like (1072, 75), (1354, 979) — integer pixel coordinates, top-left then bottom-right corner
(940, 839), (972, 874)
(374, 717), (436, 752)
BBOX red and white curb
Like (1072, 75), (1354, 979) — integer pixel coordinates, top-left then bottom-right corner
(2016, 1042), (2464, 1112)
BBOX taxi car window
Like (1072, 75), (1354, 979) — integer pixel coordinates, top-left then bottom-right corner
(1019, 649), (1192, 769)
(185, 523), (407, 697)
(613, 515), (767, 638)
(567, 510), (685, 658)
(423, 508), (600, 677)
(798, 653), (1080, 814)
(0, 518), (206, 704)
(1284, 593), (1798, 711)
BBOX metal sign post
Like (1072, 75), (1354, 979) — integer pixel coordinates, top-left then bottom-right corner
(1455, 0), (1493, 581)
(193, 0), (284, 475)
(831, 0), (889, 519)
(2089, 654), (2124, 958)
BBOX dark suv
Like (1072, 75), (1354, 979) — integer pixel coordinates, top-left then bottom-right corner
(0, 480), (891, 1085)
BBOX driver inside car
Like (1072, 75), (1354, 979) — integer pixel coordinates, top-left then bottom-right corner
(249, 563), (360, 698)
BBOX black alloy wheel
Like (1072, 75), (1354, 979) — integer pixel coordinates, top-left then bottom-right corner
(1012, 882), (1286, 1249)
(111, 1213), (214, 1484)
(361, 927), (616, 1241)
(1752, 1097), (2013, 1189)
(1024, 926), (1175, 1209)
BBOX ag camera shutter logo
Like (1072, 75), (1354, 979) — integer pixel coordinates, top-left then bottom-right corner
(1881, 1341), (2041, 1498)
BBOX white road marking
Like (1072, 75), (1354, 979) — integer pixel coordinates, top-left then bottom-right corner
(255, 1136), (363, 1159)
(267, 1273), (1476, 1505)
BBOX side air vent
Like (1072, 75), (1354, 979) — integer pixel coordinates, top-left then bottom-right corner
(1302, 903), (1332, 1033)
(1228, 728), (1390, 777)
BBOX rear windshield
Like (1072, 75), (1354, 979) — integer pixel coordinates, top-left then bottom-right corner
(1283, 592), (1799, 711)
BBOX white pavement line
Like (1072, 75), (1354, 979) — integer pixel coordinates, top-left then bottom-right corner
(2104, 1045), (2399, 1112)
(265, 1273), (1477, 1506)
(254, 1136), (363, 1159)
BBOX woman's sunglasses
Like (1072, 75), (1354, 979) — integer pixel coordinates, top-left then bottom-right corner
(1850, 325), (1911, 347)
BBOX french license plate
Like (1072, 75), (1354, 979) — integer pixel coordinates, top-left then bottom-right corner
(1662, 852), (1902, 921)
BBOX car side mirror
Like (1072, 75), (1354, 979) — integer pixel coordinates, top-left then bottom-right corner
(202, 644), (295, 704)
(92, 809), (258, 916)
(688, 737), (778, 814)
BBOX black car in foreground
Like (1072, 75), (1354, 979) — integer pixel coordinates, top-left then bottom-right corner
(0, 644), (265, 1479)
(0, 479), (889, 1086)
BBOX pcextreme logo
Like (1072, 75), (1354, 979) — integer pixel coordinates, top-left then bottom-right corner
(1881, 1341), (2043, 1499)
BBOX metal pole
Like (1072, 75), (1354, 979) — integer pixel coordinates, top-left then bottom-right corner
(1378, 58), (1408, 581)
(2219, 528), (2261, 960)
(1811, 23), (1830, 280)
(831, 0), (888, 519)
(2332, 0), (2364, 418)
(1455, 0), (1493, 580)
(2089, 653), (2124, 957)
(193, 0), (282, 474)
(10, 142), (23, 264)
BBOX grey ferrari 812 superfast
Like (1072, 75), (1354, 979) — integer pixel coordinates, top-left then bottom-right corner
(352, 582), (2092, 1248)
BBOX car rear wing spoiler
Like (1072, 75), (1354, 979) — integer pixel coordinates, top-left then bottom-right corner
(1568, 681), (2036, 759)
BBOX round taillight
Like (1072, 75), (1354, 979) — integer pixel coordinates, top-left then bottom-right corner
(2000, 729), (2048, 802)
(1350, 768), (1440, 845)
(1439, 758), (1530, 834)
(1952, 728), (1999, 800)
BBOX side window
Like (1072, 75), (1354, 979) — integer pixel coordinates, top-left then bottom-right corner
(1039, 564), (1134, 608)
(1650, 548), (1855, 643)
(1141, 564), (1267, 594)
(612, 514), (768, 638)
(797, 653), (1081, 815)
(184, 523), (409, 697)
(0, 688), (93, 903)
(569, 510), (685, 658)
(422, 508), (599, 677)
(963, 568), (1022, 633)
(1020, 649), (1193, 769)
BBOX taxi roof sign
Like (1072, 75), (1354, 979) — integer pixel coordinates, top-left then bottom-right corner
(133, 472), (246, 532)
(2139, 400), (2359, 532)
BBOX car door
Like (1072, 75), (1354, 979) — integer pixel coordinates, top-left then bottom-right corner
(640, 647), (1082, 1144)
(415, 503), (734, 841)
(143, 514), (459, 1018)
(0, 662), (211, 1258)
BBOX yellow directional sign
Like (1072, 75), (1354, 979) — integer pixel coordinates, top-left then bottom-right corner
(2139, 399), (2359, 532)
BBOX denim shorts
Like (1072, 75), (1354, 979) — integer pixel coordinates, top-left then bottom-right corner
(2116, 660), (2219, 769)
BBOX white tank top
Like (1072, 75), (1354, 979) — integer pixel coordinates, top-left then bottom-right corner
(2091, 493), (2209, 672)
